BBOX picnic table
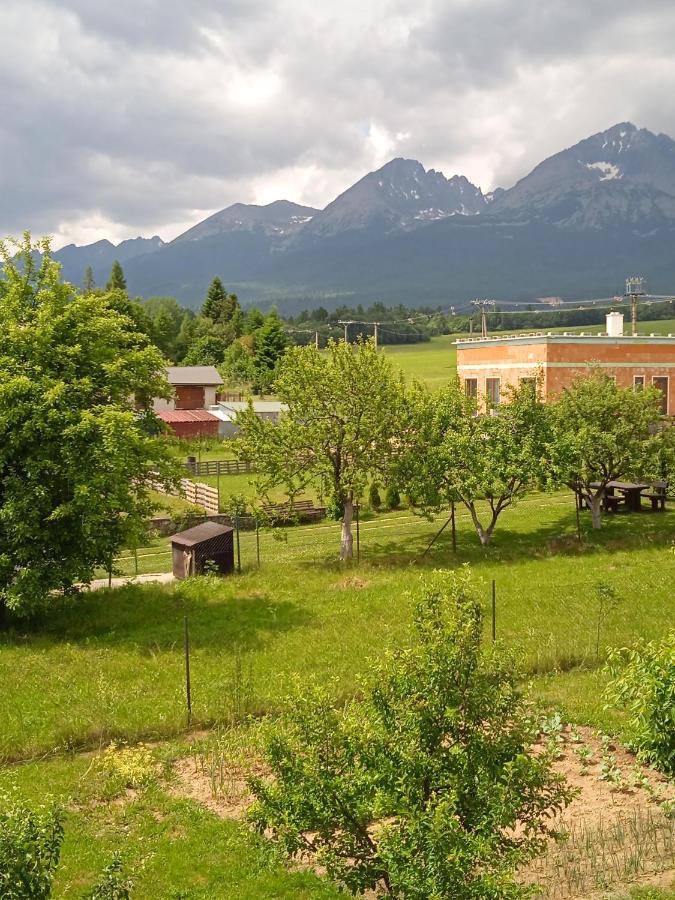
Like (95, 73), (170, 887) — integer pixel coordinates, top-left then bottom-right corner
(590, 481), (650, 512)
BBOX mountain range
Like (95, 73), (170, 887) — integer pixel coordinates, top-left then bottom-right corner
(50, 122), (675, 312)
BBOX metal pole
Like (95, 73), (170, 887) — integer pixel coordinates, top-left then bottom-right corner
(134, 547), (139, 577)
(491, 579), (496, 642)
(344, 322), (349, 343)
(217, 465), (221, 510)
(575, 485), (582, 543)
(355, 502), (360, 563)
(451, 500), (456, 554)
(373, 323), (379, 349)
(315, 330), (319, 350)
(184, 615), (192, 727)
(256, 520), (260, 567)
(235, 514), (241, 573)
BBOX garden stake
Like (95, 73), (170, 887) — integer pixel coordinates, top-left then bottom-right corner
(235, 514), (241, 573)
(184, 615), (192, 727)
(451, 500), (456, 553)
(491, 579), (496, 642)
(356, 502), (360, 562)
(256, 520), (260, 567)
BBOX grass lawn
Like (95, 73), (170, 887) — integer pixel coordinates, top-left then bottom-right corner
(1, 492), (674, 897)
(2, 492), (673, 762)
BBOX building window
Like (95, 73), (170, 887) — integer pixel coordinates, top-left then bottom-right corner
(652, 376), (669, 415)
(486, 377), (501, 407)
(464, 378), (478, 399)
(633, 375), (645, 391)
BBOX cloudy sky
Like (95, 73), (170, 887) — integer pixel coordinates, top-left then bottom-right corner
(2, 0), (675, 247)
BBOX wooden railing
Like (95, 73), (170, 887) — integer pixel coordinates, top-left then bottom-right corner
(185, 459), (252, 476)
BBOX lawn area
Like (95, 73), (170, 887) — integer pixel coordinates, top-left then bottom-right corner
(1, 491), (674, 898)
(2, 492), (674, 762)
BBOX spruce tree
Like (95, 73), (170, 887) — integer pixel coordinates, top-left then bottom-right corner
(83, 265), (95, 293)
(106, 260), (127, 292)
(253, 310), (288, 392)
(202, 277), (228, 320)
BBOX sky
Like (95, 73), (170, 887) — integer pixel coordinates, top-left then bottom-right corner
(2, 0), (675, 248)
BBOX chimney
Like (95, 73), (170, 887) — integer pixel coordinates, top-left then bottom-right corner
(606, 311), (624, 337)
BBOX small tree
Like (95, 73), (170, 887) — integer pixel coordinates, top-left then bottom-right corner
(605, 632), (675, 775)
(384, 484), (400, 510)
(237, 339), (409, 560)
(201, 276), (228, 320)
(106, 260), (127, 292)
(0, 790), (64, 899)
(252, 310), (288, 393)
(550, 374), (666, 529)
(83, 265), (95, 293)
(401, 379), (551, 546)
(182, 334), (225, 366)
(368, 482), (382, 511)
(248, 571), (574, 897)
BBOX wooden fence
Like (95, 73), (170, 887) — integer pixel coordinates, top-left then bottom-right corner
(152, 477), (220, 514)
(185, 459), (252, 477)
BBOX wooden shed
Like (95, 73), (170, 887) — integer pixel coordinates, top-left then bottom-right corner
(170, 521), (234, 579)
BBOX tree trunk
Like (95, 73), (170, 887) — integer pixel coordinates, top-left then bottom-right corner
(340, 496), (354, 561)
(588, 494), (603, 530)
(467, 502), (494, 546)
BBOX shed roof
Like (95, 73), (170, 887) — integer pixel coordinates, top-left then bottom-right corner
(166, 366), (223, 386)
(157, 409), (219, 424)
(170, 521), (234, 547)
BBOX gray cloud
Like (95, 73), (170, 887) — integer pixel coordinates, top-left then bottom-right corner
(2, 0), (675, 246)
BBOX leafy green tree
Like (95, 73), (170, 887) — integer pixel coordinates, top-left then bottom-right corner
(384, 484), (400, 509)
(368, 482), (382, 511)
(201, 277), (241, 325)
(83, 265), (95, 293)
(401, 379), (551, 546)
(237, 339), (409, 560)
(221, 339), (255, 385)
(252, 309), (288, 392)
(0, 236), (178, 614)
(244, 307), (265, 334)
(248, 571), (574, 897)
(182, 334), (225, 366)
(549, 374), (666, 529)
(0, 789), (64, 898)
(173, 312), (197, 362)
(106, 260), (127, 292)
(605, 632), (675, 774)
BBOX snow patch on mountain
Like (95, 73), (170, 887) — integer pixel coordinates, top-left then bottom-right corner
(585, 161), (623, 181)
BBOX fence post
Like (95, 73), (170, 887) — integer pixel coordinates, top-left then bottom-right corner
(256, 520), (260, 567)
(491, 579), (496, 642)
(235, 514), (241, 573)
(184, 615), (192, 727)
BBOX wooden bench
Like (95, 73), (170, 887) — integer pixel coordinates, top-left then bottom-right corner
(261, 501), (327, 523)
(602, 494), (624, 513)
(642, 481), (669, 512)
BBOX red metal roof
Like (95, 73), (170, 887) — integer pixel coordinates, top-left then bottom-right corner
(156, 409), (219, 423)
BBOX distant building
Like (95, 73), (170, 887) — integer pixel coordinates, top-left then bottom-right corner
(208, 400), (288, 439)
(155, 408), (220, 439)
(456, 313), (675, 415)
(154, 366), (223, 412)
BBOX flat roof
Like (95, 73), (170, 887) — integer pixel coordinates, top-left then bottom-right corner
(166, 366), (223, 385)
(456, 332), (675, 348)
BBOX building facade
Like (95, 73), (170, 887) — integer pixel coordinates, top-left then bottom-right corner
(154, 366), (223, 412)
(456, 315), (675, 415)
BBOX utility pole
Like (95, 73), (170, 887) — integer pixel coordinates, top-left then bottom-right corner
(373, 322), (379, 349)
(315, 330), (319, 350)
(625, 276), (645, 336)
(338, 320), (354, 344)
(471, 298), (496, 338)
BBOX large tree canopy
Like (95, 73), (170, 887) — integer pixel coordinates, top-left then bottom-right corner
(237, 339), (410, 560)
(549, 374), (668, 529)
(0, 236), (178, 614)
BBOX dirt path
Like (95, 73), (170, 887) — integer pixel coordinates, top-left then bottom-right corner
(84, 572), (175, 591)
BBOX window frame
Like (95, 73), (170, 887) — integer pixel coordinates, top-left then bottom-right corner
(633, 375), (645, 391)
(464, 377), (478, 399)
(485, 377), (501, 407)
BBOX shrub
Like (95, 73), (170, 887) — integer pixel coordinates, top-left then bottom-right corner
(0, 790), (64, 899)
(384, 484), (400, 510)
(248, 571), (574, 898)
(97, 743), (157, 798)
(86, 852), (133, 900)
(604, 632), (675, 775)
(368, 482), (382, 511)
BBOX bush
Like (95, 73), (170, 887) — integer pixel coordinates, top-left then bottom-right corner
(604, 632), (675, 775)
(86, 852), (133, 900)
(368, 482), (382, 511)
(0, 790), (63, 899)
(248, 571), (574, 898)
(384, 485), (400, 510)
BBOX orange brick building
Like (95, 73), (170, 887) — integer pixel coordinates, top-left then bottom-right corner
(456, 315), (675, 415)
